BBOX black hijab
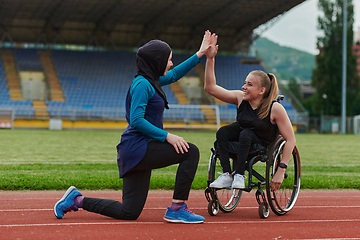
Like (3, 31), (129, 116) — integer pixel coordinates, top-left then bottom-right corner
(135, 40), (171, 109)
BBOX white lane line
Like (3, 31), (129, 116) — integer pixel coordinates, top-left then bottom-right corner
(1, 205), (360, 212)
(1, 218), (360, 228)
(1, 194), (360, 202)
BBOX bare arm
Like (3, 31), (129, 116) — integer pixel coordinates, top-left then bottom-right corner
(270, 102), (296, 191)
(204, 34), (243, 106)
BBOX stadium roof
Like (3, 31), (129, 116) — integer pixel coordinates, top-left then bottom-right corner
(0, 0), (305, 53)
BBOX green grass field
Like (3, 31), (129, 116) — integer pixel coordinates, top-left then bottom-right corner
(1, 129), (359, 190)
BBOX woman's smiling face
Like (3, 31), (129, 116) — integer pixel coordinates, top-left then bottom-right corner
(241, 73), (264, 100)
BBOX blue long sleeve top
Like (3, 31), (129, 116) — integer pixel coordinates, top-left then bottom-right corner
(116, 53), (201, 177)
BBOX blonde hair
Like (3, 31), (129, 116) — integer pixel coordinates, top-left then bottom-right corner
(249, 70), (279, 119)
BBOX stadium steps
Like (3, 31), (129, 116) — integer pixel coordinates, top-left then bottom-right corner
(32, 100), (49, 120)
(200, 107), (217, 122)
(170, 82), (189, 104)
(38, 51), (65, 101)
(1, 49), (23, 100)
(193, 63), (220, 122)
(169, 81), (216, 122)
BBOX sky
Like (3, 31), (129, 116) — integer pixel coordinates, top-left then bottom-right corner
(260, 0), (360, 55)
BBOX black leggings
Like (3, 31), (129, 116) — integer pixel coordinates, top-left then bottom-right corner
(82, 140), (200, 220)
(216, 122), (265, 175)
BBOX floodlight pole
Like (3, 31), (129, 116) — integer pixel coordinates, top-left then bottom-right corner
(341, 0), (347, 134)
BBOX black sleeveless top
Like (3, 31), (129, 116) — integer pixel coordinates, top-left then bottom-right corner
(236, 100), (279, 143)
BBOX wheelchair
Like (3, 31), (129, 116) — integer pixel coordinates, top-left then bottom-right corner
(204, 98), (301, 219)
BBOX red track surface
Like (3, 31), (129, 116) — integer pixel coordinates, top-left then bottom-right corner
(1, 189), (360, 239)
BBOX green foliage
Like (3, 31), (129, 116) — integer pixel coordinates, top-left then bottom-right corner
(312, 0), (360, 116)
(287, 77), (302, 102)
(301, 94), (318, 117)
(352, 92), (360, 115)
(0, 130), (360, 190)
(0, 163), (123, 190)
(255, 37), (315, 81)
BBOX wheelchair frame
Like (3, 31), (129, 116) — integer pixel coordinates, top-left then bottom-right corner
(204, 97), (301, 219)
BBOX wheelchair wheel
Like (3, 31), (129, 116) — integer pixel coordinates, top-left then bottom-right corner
(266, 137), (301, 216)
(217, 188), (242, 213)
(208, 199), (219, 216)
(258, 201), (270, 219)
(207, 151), (242, 214)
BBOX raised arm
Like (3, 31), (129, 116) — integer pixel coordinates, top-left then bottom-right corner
(159, 30), (211, 86)
(204, 33), (243, 106)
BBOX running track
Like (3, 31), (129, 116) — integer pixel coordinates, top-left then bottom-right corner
(1, 190), (359, 240)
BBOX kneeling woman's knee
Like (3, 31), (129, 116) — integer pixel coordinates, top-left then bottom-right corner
(121, 211), (141, 220)
(180, 142), (200, 179)
(187, 143), (199, 162)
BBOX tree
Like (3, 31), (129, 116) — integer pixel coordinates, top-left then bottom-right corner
(353, 92), (360, 115)
(288, 77), (302, 102)
(311, 0), (360, 116)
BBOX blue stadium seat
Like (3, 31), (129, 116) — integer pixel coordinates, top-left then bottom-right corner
(0, 47), (298, 122)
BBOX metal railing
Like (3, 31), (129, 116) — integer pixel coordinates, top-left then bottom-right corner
(7, 104), (312, 132)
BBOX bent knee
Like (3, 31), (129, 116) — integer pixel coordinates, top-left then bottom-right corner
(188, 143), (199, 156)
(216, 126), (228, 139)
(116, 210), (141, 220)
(239, 128), (255, 139)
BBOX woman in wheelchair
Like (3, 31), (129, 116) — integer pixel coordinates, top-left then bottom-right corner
(204, 33), (296, 192)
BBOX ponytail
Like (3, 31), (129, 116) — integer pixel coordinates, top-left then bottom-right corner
(250, 71), (279, 119)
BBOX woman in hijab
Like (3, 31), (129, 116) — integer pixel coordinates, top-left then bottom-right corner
(54, 31), (212, 224)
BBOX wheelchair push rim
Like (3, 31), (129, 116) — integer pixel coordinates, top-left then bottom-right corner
(266, 137), (301, 215)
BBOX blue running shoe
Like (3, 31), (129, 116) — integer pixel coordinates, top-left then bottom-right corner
(163, 203), (205, 224)
(54, 186), (82, 219)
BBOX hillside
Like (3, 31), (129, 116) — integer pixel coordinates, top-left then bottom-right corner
(255, 37), (315, 81)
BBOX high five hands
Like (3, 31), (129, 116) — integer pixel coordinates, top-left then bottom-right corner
(167, 30), (217, 154)
(207, 32), (218, 59)
(197, 30), (219, 59)
(196, 30), (211, 58)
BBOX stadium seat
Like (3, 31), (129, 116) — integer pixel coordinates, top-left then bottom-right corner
(0, 48), (298, 122)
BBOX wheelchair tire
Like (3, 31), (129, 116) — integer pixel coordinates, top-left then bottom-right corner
(218, 188), (242, 213)
(265, 137), (301, 216)
(207, 151), (242, 214)
(208, 199), (219, 216)
(258, 201), (270, 219)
